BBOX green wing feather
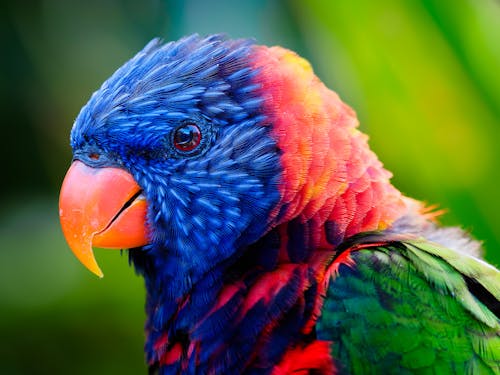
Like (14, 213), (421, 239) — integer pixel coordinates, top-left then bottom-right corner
(317, 236), (500, 374)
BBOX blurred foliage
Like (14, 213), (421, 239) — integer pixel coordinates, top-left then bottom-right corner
(1, 0), (499, 373)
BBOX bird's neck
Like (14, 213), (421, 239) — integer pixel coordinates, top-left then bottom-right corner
(134, 119), (411, 373)
(138, 177), (409, 375)
(138, 227), (336, 374)
(254, 45), (409, 247)
(135, 126), (411, 373)
(271, 127), (410, 253)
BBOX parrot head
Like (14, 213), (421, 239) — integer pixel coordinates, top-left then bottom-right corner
(60, 33), (404, 286)
(60, 34), (407, 370)
(60, 35), (283, 280)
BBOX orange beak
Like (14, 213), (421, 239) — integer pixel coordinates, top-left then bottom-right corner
(59, 161), (149, 277)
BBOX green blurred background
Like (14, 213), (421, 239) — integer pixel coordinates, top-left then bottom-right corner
(1, 0), (499, 373)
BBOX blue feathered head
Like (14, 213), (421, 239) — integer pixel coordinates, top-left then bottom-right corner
(67, 35), (281, 283)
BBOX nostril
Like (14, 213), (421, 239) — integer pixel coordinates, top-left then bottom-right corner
(89, 153), (100, 160)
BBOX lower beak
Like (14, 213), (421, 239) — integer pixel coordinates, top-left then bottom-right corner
(59, 161), (149, 277)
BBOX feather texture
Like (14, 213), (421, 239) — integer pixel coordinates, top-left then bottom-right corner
(319, 234), (500, 374)
(64, 35), (500, 374)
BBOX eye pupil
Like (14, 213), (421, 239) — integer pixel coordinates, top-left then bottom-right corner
(173, 123), (202, 152)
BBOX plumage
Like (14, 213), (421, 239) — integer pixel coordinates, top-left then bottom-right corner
(59, 34), (500, 374)
(319, 234), (499, 373)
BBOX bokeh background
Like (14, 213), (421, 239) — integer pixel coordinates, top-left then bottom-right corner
(2, 0), (499, 373)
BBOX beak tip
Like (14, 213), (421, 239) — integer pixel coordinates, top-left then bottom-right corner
(82, 250), (105, 278)
(93, 267), (104, 278)
(65, 236), (105, 279)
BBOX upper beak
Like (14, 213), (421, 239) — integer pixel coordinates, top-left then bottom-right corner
(59, 161), (149, 277)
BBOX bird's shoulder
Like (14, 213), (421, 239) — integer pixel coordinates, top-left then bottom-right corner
(317, 232), (500, 374)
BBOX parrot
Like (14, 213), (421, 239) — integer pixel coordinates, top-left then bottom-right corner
(59, 35), (500, 374)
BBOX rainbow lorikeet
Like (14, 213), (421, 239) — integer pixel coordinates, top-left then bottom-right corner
(59, 35), (500, 374)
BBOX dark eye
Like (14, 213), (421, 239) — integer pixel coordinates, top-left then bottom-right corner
(173, 123), (202, 152)
(89, 152), (100, 160)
